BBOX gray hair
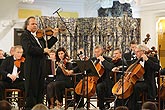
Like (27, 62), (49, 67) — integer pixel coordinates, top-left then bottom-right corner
(136, 44), (148, 52)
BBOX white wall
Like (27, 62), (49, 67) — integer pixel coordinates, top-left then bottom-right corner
(132, 0), (165, 49)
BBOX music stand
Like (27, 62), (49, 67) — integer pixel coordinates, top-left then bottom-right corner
(73, 59), (99, 110)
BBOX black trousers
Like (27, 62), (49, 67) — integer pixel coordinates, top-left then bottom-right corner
(96, 80), (113, 109)
(24, 73), (45, 110)
(128, 81), (147, 110)
(47, 80), (84, 107)
(0, 79), (24, 100)
(47, 80), (73, 103)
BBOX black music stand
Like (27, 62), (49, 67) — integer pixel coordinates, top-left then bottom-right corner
(74, 59), (99, 110)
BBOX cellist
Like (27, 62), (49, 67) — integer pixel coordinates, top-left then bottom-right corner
(127, 44), (160, 110)
(90, 45), (114, 110)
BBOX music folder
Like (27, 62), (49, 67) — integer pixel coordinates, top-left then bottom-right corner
(73, 60), (99, 77)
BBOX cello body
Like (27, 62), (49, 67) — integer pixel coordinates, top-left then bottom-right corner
(112, 59), (145, 99)
(75, 61), (104, 98)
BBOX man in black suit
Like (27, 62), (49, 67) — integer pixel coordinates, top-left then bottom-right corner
(128, 44), (160, 110)
(0, 49), (5, 66)
(123, 40), (137, 65)
(91, 45), (114, 110)
(21, 16), (58, 110)
(0, 45), (25, 100)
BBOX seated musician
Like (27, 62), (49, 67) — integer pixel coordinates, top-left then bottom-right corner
(45, 49), (56, 83)
(123, 40), (137, 65)
(46, 47), (74, 109)
(0, 49), (5, 66)
(127, 44), (160, 110)
(111, 48), (127, 82)
(0, 45), (25, 100)
(44, 49), (56, 105)
(91, 45), (114, 110)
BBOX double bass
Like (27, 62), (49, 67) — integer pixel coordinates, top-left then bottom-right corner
(112, 58), (145, 99)
(75, 59), (104, 98)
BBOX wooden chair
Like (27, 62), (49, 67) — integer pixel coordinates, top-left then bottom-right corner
(64, 75), (77, 110)
(4, 89), (25, 110)
(64, 88), (75, 110)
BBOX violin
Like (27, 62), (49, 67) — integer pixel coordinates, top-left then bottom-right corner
(36, 27), (59, 39)
(57, 57), (70, 68)
(14, 57), (25, 68)
(112, 57), (121, 63)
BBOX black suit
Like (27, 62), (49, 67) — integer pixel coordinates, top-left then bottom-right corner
(0, 56), (25, 100)
(123, 51), (137, 66)
(91, 56), (114, 109)
(21, 30), (57, 110)
(128, 57), (160, 110)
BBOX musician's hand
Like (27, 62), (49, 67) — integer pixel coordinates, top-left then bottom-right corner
(58, 63), (63, 68)
(67, 70), (74, 76)
(53, 28), (59, 37)
(141, 54), (148, 61)
(44, 48), (50, 53)
(97, 56), (105, 62)
(112, 67), (119, 72)
(7, 74), (17, 82)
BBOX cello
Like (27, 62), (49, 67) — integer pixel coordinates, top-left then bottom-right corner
(75, 59), (104, 98)
(112, 58), (145, 99)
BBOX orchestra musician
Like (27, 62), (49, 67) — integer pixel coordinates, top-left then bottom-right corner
(0, 45), (25, 100)
(46, 47), (73, 109)
(44, 49), (56, 106)
(111, 48), (127, 82)
(0, 49), (5, 65)
(123, 40), (137, 65)
(91, 45), (114, 110)
(127, 44), (160, 110)
(21, 16), (58, 110)
(110, 48), (128, 108)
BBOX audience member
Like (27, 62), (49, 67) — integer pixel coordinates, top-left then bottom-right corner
(116, 106), (129, 110)
(32, 103), (49, 110)
(142, 101), (157, 110)
(0, 100), (12, 110)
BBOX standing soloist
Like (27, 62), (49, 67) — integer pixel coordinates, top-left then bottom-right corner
(21, 16), (58, 110)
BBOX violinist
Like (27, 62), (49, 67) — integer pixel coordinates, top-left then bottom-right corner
(46, 47), (73, 109)
(0, 45), (25, 100)
(90, 45), (114, 110)
(111, 48), (127, 82)
(127, 44), (160, 110)
(21, 16), (58, 110)
(44, 49), (56, 100)
(111, 48), (128, 107)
